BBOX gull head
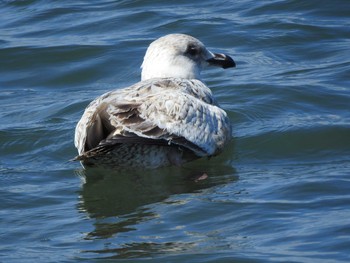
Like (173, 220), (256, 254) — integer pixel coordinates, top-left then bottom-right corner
(141, 33), (235, 81)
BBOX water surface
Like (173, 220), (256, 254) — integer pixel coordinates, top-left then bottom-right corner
(1, 1), (350, 262)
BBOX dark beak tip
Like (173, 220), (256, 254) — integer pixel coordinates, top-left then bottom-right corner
(223, 58), (236, 69)
(207, 53), (236, 69)
(222, 54), (236, 69)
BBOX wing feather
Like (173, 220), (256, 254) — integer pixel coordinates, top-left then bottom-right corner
(74, 78), (231, 158)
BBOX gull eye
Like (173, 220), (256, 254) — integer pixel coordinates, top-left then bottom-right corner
(186, 44), (199, 57)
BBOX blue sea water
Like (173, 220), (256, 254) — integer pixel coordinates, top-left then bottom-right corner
(1, 1), (350, 262)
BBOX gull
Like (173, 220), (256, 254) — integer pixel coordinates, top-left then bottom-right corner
(74, 33), (235, 168)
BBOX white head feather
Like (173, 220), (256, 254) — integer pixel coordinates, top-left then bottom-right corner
(141, 34), (221, 81)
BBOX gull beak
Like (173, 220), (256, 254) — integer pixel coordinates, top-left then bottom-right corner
(206, 52), (236, 69)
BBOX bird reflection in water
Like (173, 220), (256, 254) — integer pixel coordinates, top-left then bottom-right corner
(75, 157), (237, 258)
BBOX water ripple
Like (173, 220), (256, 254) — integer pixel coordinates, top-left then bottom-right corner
(1, 1), (350, 262)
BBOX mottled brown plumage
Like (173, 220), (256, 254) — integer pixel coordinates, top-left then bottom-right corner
(74, 34), (235, 168)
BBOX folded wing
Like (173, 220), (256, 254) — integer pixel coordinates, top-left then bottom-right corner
(74, 78), (231, 160)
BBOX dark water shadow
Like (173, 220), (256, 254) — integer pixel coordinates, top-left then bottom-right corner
(75, 157), (237, 258)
